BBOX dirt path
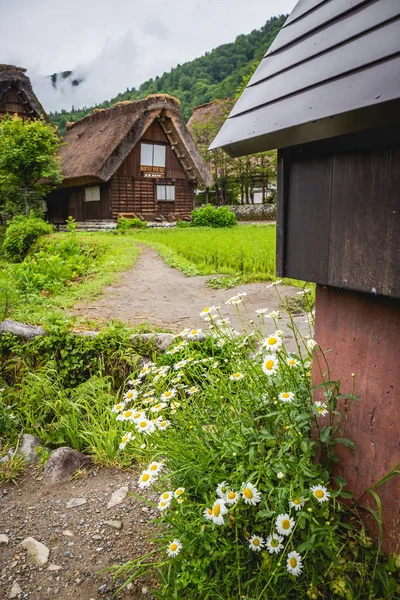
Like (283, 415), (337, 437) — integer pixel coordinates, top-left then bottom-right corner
(0, 466), (156, 600)
(73, 246), (311, 346)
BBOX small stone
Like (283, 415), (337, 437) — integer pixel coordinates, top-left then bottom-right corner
(92, 535), (102, 541)
(62, 530), (74, 537)
(21, 537), (50, 566)
(0, 533), (9, 544)
(66, 498), (87, 508)
(8, 581), (22, 599)
(107, 486), (128, 509)
(104, 520), (122, 530)
(95, 547), (103, 552)
(47, 564), (62, 571)
(43, 447), (91, 486)
(18, 434), (44, 463)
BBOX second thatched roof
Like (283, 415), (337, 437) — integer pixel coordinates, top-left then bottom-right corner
(59, 94), (214, 188)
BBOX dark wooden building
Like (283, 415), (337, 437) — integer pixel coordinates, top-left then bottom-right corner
(0, 64), (47, 121)
(47, 95), (213, 223)
(211, 0), (400, 550)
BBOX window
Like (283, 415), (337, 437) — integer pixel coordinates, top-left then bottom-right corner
(141, 143), (166, 168)
(156, 185), (175, 201)
(84, 186), (100, 202)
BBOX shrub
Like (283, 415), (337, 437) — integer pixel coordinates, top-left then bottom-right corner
(191, 204), (237, 228)
(2, 214), (53, 261)
(176, 220), (191, 228)
(116, 217), (148, 230)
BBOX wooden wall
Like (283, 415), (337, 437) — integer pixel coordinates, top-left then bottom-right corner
(277, 126), (400, 298)
(0, 90), (32, 120)
(47, 184), (111, 223)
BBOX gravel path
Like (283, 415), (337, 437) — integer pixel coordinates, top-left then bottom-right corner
(73, 245), (310, 348)
(0, 466), (157, 600)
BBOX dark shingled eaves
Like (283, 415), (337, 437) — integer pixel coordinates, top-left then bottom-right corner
(58, 94), (213, 188)
(210, 0), (400, 156)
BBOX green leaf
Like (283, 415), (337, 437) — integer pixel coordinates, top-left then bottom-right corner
(334, 437), (356, 449)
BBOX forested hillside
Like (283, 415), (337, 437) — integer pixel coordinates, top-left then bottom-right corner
(50, 15), (286, 136)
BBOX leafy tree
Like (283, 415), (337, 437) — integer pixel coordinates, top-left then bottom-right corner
(0, 115), (63, 219)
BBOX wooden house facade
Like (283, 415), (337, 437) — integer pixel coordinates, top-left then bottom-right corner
(211, 0), (400, 550)
(0, 64), (47, 121)
(47, 95), (213, 223)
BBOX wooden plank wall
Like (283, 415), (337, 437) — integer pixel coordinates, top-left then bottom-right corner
(0, 90), (31, 119)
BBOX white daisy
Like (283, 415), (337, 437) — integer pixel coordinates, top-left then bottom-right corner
(150, 402), (167, 413)
(159, 491), (173, 504)
(187, 386), (198, 395)
(147, 462), (163, 477)
(135, 418), (155, 435)
(203, 507), (214, 521)
(171, 375), (182, 384)
(200, 306), (216, 319)
(241, 482), (262, 505)
(262, 355), (278, 376)
(132, 410), (146, 422)
(138, 470), (154, 489)
(286, 356), (299, 368)
(123, 389), (138, 402)
(174, 360), (188, 370)
(266, 310), (281, 319)
(161, 389), (176, 401)
(225, 490), (239, 505)
(216, 318), (230, 326)
(287, 551), (303, 576)
(229, 372), (244, 381)
(262, 334), (282, 352)
(307, 339), (317, 351)
(216, 481), (229, 499)
(314, 401), (328, 417)
(174, 487), (185, 499)
(255, 308), (268, 315)
(157, 419), (171, 431)
(166, 539), (182, 557)
(310, 485), (330, 503)
(119, 432), (133, 450)
(177, 497), (184, 504)
(277, 472), (285, 480)
(225, 295), (241, 305)
(216, 339), (226, 347)
(170, 401), (181, 409)
(117, 409), (135, 422)
(249, 535), (265, 552)
(266, 279), (282, 288)
(276, 514), (295, 536)
(266, 533), (284, 554)
(139, 364), (152, 378)
(112, 402), (125, 413)
(211, 499), (228, 525)
(289, 498), (305, 511)
(187, 328), (203, 339)
(279, 391), (295, 403)
(158, 499), (170, 511)
(128, 378), (141, 386)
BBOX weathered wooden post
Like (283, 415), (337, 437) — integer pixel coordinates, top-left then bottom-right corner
(211, 0), (400, 550)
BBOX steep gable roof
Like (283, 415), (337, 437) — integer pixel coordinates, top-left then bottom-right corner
(59, 94), (213, 187)
(210, 0), (400, 156)
(0, 64), (47, 120)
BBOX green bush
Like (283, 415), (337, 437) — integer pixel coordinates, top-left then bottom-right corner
(176, 220), (191, 228)
(116, 217), (148, 230)
(2, 214), (53, 261)
(191, 204), (237, 228)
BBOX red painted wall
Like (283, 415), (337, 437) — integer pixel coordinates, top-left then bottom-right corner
(314, 285), (400, 551)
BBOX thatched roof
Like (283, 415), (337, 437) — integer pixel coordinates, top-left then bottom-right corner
(0, 64), (47, 120)
(59, 94), (213, 188)
(187, 98), (234, 134)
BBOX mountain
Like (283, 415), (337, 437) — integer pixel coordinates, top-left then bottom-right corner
(49, 15), (286, 136)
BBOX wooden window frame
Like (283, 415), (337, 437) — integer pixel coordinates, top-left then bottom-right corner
(156, 184), (175, 202)
(140, 143), (166, 170)
(84, 185), (101, 202)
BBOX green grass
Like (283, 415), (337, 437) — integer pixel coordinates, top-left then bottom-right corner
(127, 224), (300, 285)
(0, 232), (140, 326)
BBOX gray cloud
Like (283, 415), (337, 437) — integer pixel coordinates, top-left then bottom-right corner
(0, 0), (297, 112)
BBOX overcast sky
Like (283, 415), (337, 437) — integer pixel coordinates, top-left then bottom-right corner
(0, 0), (297, 113)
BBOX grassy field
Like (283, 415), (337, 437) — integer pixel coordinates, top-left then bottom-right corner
(127, 224), (295, 283)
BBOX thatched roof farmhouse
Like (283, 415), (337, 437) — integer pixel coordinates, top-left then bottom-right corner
(0, 64), (47, 121)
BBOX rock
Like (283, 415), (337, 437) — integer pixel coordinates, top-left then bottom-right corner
(8, 581), (22, 599)
(129, 333), (176, 352)
(43, 447), (91, 485)
(18, 434), (44, 463)
(62, 530), (74, 537)
(0, 533), (9, 544)
(21, 537), (50, 566)
(0, 319), (46, 340)
(107, 486), (129, 509)
(47, 564), (62, 571)
(0, 449), (14, 464)
(104, 520), (122, 530)
(66, 498), (87, 508)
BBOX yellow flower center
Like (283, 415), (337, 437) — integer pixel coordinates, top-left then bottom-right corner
(122, 436), (128, 444)
(126, 391), (133, 397)
(191, 330), (198, 335)
(294, 498), (300, 505)
(243, 487), (253, 499)
(170, 543), (178, 552)
(133, 413), (141, 419)
(268, 337), (277, 345)
(207, 508), (212, 515)
(124, 411), (133, 418)
(290, 557), (297, 568)
(234, 373), (240, 378)
(282, 519), (291, 530)
(149, 465), (158, 471)
(265, 360), (274, 370)
(317, 407), (324, 413)
(204, 307), (210, 312)
(175, 489), (183, 496)
(165, 391), (172, 397)
(282, 393), (290, 399)
(271, 538), (279, 547)
(139, 421), (147, 428)
(142, 473), (150, 482)
(315, 489), (324, 499)
(253, 538), (260, 546)
(289, 359), (295, 365)
(160, 421), (167, 427)
(227, 492), (236, 500)
(213, 504), (221, 517)
(162, 493), (170, 499)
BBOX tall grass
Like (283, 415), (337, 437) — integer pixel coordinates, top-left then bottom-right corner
(129, 225), (281, 281)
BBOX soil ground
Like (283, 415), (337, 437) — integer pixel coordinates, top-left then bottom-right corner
(73, 245), (310, 349)
(0, 466), (157, 600)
